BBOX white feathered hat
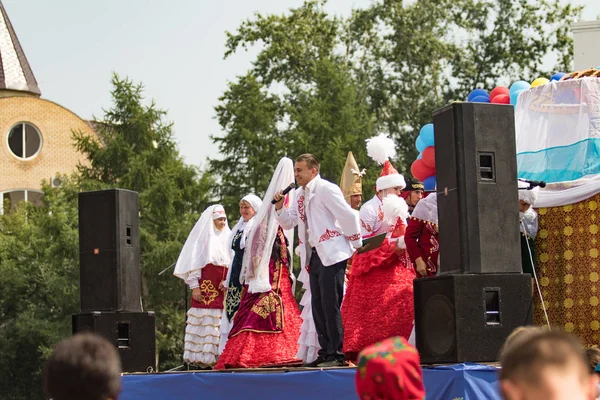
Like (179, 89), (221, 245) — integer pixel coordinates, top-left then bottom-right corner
(366, 134), (406, 191)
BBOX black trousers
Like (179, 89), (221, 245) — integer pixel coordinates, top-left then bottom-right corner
(309, 249), (347, 360)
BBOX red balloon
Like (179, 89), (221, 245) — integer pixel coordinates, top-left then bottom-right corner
(490, 86), (509, 102)
(491, 94), (510, 104)
(411, 159), (436, 182)
(422, 146), (436, 168)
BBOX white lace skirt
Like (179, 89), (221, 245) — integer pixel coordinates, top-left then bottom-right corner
(183, 307), (222, 365)
(295, 268), (320, 363)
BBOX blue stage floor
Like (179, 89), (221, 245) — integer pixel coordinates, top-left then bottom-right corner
(121, 363), (501, 399)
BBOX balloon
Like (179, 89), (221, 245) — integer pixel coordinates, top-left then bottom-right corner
(411, 159), (436, 182)
(423, 175), (436, 191)
(471, 95), (490, 103)
(531, 77), (549, 88)
(417, 153), (422, 160)
(509, 81), (530, 96)
(422, 146), (435, 168)
(489, 86), (509, 102)
(415, 135), (427, 153)
(550, 72), (566, 82)
(510, 89), (524, 106)
(491, 94), (510, 104)
(467, 89), (489, 102)
(419, 124), (435, 147)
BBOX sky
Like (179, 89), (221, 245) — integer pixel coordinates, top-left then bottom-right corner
(3, 0), (600, 170)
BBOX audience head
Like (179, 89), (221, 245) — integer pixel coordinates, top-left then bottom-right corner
(500, 329), (595, 400)
(355, 336), (425, 400)
(44, 333), (122, 400)
(586, 347), (600, 375)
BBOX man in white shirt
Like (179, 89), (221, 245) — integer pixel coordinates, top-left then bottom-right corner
(274, 154), (362, 367)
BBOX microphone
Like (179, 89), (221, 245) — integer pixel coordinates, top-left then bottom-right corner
(518, 178), (546, 189)
(271, 183), (297, 204)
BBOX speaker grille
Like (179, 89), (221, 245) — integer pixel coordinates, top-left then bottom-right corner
(423, 294), (455, 356)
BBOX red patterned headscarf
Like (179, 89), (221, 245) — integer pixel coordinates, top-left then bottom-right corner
(355, 337), (426, 400)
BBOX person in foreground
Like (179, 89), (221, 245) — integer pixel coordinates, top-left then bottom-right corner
(500, 329), (598, 400)
(355, 336), (426, 400)
(274, 153), (362, 368)
(44, 333), (122, 400)
(174, 204), (231, 367)
(215, 157), (302, 369)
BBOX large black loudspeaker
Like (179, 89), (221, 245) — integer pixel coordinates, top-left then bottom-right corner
(79, 189), (142, 312)
(72, 311), (156, 373)
(432, 103), (521, 274)
(414, 274), (532, 364)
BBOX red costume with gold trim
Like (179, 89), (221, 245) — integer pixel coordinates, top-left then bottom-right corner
(404, 193), (439, 277)
(214, 228), (302, 369)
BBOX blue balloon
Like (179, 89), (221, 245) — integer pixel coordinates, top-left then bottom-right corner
(510, 89), (525, 106)
(419, 124), (435, 147)
(471, 95), (490, 103)
(550, 72), (566, 82)
(423, 175), (436, 191)
(510, 81), (530, 96)
(416, 135), (427, 153)
(417, 153), (423, 160)
(467, 89), (489, 102)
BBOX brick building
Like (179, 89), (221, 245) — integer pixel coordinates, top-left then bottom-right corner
(0, 0), (97, 213)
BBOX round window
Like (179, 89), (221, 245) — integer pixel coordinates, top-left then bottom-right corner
(7, 122), (42, 159)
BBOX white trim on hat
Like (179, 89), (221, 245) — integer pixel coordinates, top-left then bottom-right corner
(376, 174), (406, 191)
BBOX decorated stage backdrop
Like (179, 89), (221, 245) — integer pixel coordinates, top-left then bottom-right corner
(515, 75), (600, 346)
(535, 193), (600, 347)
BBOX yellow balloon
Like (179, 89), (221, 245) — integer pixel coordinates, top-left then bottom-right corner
(531, 77), (550, 88)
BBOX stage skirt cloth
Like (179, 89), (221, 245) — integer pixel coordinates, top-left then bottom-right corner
(215, 252), (302, 369)
(184, 264), (227, 365)
(342, 239), (416, 362)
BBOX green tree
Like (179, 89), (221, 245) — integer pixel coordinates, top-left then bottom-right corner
(73, 74), (215, 369)
(0, 74), (214, 399)
(0, 179), (81, 400)
(348, 0), (582, 167)
(211, 1), (377, 219)
(212, 0), (582, 189)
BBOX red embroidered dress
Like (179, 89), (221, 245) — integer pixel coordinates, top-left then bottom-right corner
(342, 219), (416, 362)
(214, 228), (302, 369)
(405, 218), (439, 277)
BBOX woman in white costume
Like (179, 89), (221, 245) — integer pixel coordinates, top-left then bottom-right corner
(174, 205), (231, 366)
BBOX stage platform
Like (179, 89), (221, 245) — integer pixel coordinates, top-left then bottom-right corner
(121, 363), (501, 399)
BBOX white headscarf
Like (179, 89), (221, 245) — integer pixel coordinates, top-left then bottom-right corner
(173, 204), (232, 282)
(228, 194), (263, 250)
(240, 157), (295, 294)
(412, 192), (438, 226)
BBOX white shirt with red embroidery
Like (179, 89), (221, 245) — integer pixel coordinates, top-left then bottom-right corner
(276, 175), (362, 268)
(359, 195), (387, 238)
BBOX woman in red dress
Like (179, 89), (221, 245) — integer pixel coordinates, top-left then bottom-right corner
(342, 193), (416, 363)
(215, 157), (302, 369)
(405, 192), (439, 278)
